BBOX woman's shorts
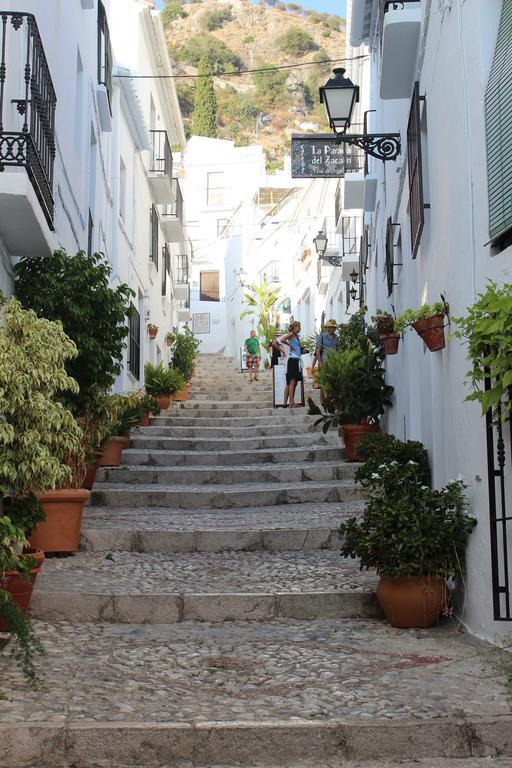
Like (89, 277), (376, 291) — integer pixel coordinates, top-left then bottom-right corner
(286, 357), (303, 384)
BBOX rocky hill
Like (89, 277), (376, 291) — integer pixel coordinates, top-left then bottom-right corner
(162, 0), (346, 169)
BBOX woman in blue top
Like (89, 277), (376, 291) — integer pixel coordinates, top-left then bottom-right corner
(274, 321), (303, 407)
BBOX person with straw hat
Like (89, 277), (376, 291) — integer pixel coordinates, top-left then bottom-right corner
(315, 319), (338, 404)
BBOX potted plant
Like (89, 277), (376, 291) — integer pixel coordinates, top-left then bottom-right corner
(396, 301), (448, 352)
(315, 339), (394, 461)
(148, 323), (158, 339)
(0, 513), (44, 689)
(452, 281), (512, 423)
(165, 331), (176, 347)
(169, 326), (199, 400)
(145, 362), (185, 410)
(124, 390), (161, 427)
(0, 300), (86, 553)
(97, 394), (141, 467)
(340, 445), (477, 628)
(371, 310), (400, 355)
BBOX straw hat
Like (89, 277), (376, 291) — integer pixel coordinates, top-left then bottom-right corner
(324, 319), (337, 329)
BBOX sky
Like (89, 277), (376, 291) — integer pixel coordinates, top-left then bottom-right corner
(155, 1), (346, 18)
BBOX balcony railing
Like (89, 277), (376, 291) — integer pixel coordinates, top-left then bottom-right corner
(259, 260), (280, 286)
(149, 130), (173, 179)
(190, 288), (225, 303)
(341, 216), (362, 261)
(149, 204), (159, 267)
(162, 178), (183, 221)
(0, 12), (56, 228)
(162, 243), (171, 296)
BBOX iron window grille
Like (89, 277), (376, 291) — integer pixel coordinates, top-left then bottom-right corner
(0, 12), (57, 229)
(407, 82), (425, 259)
(162, 243), (171, 296)
(149, 205), (159, 269)
(87, 210), (94, 257)
(128, 303), (141, 381)
(175, 253), (189, 284)
(97, 2), (112, 112)
(385, 217), (394, 297)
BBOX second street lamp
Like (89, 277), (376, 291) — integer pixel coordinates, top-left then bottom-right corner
(319, 68), (401, 161)
(313, 231), (328, 258)
(350, 269), (359, 284)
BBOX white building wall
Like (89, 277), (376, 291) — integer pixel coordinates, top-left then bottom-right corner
(346, 0), (512, 644)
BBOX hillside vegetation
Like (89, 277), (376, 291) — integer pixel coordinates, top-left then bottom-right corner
(161, 0), (346, 169)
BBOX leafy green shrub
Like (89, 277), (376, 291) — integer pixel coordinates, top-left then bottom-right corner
(169, 327), (200, 381)
(243, 34), (256, 44)
(252, 62), (289, 107)
(0, 299), (82, 496)
(277, 25), (314, 56)
(340, 467), (476, 579)
(160, 1), (187, 25)
(3, 495), (45, 538)
(191, 55), (217, 137)
(178, 35), (241, 73)
(354, 433), (431, 487)
(14, 250), (133, 415)
(453, 282), (512, 422)
(144, 363), (185, 396)
(200, 6), (232, 31)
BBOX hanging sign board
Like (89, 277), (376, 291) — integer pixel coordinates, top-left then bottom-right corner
(192, 313), (210, 334)
(291, 134), (361, 178)
(272, 359), (305, 408)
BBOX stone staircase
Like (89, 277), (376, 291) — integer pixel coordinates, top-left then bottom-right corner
(0, 354), (510, 768)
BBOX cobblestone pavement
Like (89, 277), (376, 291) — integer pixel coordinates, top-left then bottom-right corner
(35, 552), (377, 594)
(0, 619), (509, 724)
(83, 501), (364, 531)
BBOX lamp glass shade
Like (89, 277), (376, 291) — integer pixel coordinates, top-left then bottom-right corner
(350, 270), (359, 284)
(313, 231), (328, 256)
(320, 68), (359, 134)
(349, 286), (357, 301)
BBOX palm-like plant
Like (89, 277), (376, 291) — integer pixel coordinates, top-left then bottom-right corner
(240, 281), (281, 345)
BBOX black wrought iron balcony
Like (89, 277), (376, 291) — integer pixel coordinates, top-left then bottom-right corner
(161, 179), (185, 242)
(176, 267), (189, 284)
(0, 12), (56, 229)
(149, 130), (172, 176)
(259, 260), (281, 286)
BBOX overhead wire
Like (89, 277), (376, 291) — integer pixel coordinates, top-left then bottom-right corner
(113, 54), (369, 80)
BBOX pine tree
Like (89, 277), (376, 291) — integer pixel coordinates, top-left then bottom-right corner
(191, 55), (217, 138)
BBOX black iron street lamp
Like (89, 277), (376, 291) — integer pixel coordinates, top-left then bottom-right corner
(350, 268), (359, 284)
(313, 231), (328, 258)
(319, 68), (401, 161)
(349, 285), (359, 302)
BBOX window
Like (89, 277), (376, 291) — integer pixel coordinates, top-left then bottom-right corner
(176, 253), (188, 284)
(97, 1), (112, 112)
(119, 157), (127, 221)
(74, 50), (84, 153)
(87, 209), (94, 258)
(407, 82), (425, 259)
(200, 270), (220, 301)
(385, 217), (394, 297)
(206, 172), (224, 206)
(128, 303), (141, 380)
(149, 205), (159, 268)
(486, 0), (512, 246)
(162, 244), (171, 296)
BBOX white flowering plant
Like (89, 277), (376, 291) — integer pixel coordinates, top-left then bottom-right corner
(340, 459), (477, 579)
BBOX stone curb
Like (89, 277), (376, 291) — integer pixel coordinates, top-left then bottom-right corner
(2, 716), (512, 767)
(30, 589), (381, 624)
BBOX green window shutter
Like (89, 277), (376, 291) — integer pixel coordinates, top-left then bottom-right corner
(485, 0), (512, 242)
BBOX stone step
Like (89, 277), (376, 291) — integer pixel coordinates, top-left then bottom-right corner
(128, 433), (338, 452)
(11, 761), (512, 768)
(31, 551), (379, 623)
(90, 479), (361, 509)
(180, 400), (274, 410)
(151, 413), (316, 427)
(1, 620), (509, 766)
(96, 460), (356, 487)
(175, 407), (309, 418)
(133, 423), (318, 438)
(81, 499), (363, 552)
(122, 444), (343, 467)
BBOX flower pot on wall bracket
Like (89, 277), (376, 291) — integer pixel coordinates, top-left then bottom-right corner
(340, 423), (380, 462)
(0, 548), (45, 631)
(376, 575), (448, 628)
(148, 326), (158, 339)
(379, 332), (400, 355)
(412, 314), (446, 351)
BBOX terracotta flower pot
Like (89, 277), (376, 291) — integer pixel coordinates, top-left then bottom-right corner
(376, 575), (448, 628)
(83, 449), (103, 491)
(340, 423), (380, 462)
(412, 314), (446, 351)
(0, 549), (45, 631)
(148, 327), (158, 339)
(173, 385), (190, 402)
(139, 411), (150, 427)
(98, 436), (130, 467)
(154, 393), (172, 410)
(30, 489), (90, 553)
(379, 332), (400, 355)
